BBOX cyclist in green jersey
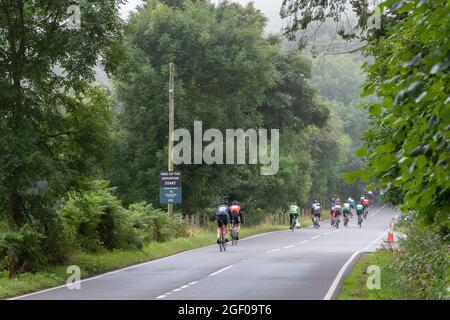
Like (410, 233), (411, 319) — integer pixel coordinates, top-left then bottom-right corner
(289, 203), (300, 231)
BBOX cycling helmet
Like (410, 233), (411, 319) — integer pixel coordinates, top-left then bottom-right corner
(232, 200), (239, 205)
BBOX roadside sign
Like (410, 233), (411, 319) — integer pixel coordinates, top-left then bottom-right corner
(160, 171), (182, 204)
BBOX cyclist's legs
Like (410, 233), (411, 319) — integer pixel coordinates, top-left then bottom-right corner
(234, 216), (241, 233)
(314, 213), (320, 224)
(216, 217), (227, 240)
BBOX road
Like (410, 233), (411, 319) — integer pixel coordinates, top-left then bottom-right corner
(13, 206), (397, 300)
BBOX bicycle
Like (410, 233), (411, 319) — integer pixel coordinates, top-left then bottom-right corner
(343, 214), (349, 228)
(334, 214), (340, 229)
(313, 215), (320, 229)
(357, 214), (363, 228)
(218, 226), (227, 252)
(230, 225), (238, 246)
(363, 208), (369, 220)
(290, 215), (298, 231)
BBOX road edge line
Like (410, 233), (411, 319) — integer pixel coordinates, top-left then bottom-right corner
(7, 229), (286, 300)
(323, 228), (389, 300)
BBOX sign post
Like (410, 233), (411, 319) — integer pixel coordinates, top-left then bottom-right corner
(167, 62), (175, 215)
(160, 171), (182, 205)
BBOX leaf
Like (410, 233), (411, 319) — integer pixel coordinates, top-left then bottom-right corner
(355, 146), (369, 157)
(369, 104), (382, 116)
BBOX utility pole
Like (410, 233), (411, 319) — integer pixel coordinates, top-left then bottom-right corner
(168, 63), (175, 216)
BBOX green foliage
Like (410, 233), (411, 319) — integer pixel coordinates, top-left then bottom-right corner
(280, 0), (378, 41)
(0, 221), (47, 277)
(354, 0), (450, 227)
(0, 0), (123, 238)
(58, 181), (142, 252)
(392, 218), (449, 299)
(110, 0), (330, 216)
(128, 202), (189, 242)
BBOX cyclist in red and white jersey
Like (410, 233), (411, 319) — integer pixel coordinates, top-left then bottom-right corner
(230, 200), (243, 240)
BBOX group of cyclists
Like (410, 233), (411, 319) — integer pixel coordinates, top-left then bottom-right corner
(288, 194), (373, 231)
(215, 199), (243, 245)
(214, 192), (374, 247)
(327, 195), (371, 229)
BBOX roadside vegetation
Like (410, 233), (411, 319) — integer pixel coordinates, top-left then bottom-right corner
(340, 216), (449, 300)
(282, 0), (449, 299)
(0, 0), (361, 285)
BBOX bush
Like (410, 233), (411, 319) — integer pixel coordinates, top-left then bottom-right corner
(390, 218), (450, 299)
(58, 180), (142, 252)
(128, 202), (189, 243)
(0, 221), (47, 277)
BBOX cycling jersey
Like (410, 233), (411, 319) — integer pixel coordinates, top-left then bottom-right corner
(362, 198), (370, 207)
(343, 203), (350, 215)
(311, 203), (321, 215)
(216, 204), (230, 227)
(356, 204), (364, 214)
(230, 204), (241, 215)
(230, 204), (242, 225)
(289, 205), (299, 214)
(333, 205), (342, 215)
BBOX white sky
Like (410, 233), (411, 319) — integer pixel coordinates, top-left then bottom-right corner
(119, 0), (284, 33)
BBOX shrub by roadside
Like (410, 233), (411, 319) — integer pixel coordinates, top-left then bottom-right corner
(339, 217), (449, 300)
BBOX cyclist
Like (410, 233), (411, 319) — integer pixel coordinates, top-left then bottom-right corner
(311, 200), (321, 228)
(332, 201), (342, 228)
(368, 190), (374, 205)
(362, 196), (370, 218)
(343, 201), (351, 227)
(347, 197), (356, 216)
(216, 201), (230, 244)
(356, 202), (364, 226)
(289, 202), (300, 231)
(230, 200), (243, 240)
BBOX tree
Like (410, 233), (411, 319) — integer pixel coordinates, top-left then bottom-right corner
(110, 0), (330, 217)
(345, 0), (450, 227)
(0, 1), (123, 229)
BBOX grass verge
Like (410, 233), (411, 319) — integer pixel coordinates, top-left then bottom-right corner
(338, 250), (405, 300)
(0, 223), (286, 299)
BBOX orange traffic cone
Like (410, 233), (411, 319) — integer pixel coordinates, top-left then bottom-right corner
(386, 218), (395, 243)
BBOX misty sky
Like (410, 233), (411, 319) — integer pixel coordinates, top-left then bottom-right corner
(119, 0), (285, 33)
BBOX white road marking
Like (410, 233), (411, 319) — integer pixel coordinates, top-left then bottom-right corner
(156, 295), (166, 299)
(188, 281), (197, 285)
(267, 248), (280, 253)
(298, 240), (309, 245)
(173, 288), (182, 292)
(209, 265), (233, 276)
(180, 285), (189, 289)
(284, 245), (294, 249)
(323, 228), (389, 300)
(9, 229), (289, 300)
(323, 232), (331, 235)
(311, 235), (321, 240)
(333, 230), (340, 233)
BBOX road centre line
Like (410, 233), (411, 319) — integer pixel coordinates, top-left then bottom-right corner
(209, 265), (233, 276)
